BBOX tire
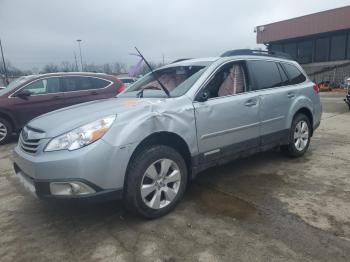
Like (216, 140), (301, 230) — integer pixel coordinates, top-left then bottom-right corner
(0, 117), (12, 145)
(281, 114), (311, 158)
(124, 145), (188, 219)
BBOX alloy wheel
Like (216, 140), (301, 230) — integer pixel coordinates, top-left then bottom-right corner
(0, 122), (8, 142)
(140, 158), (181, 209)
(294, 120), (309, 151)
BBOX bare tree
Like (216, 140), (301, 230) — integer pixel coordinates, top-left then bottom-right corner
(102, 63), (112, 74)
(60, 61), (75, 72)
(42, 63), (59, 73)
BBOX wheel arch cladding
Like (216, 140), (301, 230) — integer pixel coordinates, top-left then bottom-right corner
(0, 111), (15, 130)
(287, 96), (314, 135)
(293, 107), (314, 136)
(126, 131), (193, 184)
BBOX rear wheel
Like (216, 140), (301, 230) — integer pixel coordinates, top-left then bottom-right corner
(0, 117), (12, 145)
(124, 145), (187, 218)
(282, 114), (311, 157)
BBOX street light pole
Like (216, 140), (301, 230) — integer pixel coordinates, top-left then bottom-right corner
(73, 51), (79, 71)
(0, 39), (9, 85)
(76, 39), (84, 71)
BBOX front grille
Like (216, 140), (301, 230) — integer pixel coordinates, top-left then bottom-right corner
(19, 126), (45, 154)
(20, 135), (41, 154)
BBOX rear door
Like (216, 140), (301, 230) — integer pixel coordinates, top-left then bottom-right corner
(13, 77), (65, 127)
(246, 60), (299, 148)
(61, 76), (114, 106)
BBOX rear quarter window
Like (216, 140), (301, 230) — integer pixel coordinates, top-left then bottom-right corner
(89, 77), (111, 89)
(282, 63), (306, 85)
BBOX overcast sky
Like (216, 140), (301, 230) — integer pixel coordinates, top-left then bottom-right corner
(0, 0), (349, 70)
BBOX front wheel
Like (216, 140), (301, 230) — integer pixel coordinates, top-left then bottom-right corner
(282, 114), (311, 157)
(0, 117), (12, 145)
(124, 145), (188, 218)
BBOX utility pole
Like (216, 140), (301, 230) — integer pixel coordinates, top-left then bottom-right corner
(76, 39), (84, 71)
(0, 39), (9, 85)
(162, 53), (165, 65)
(73, 52), (79, 71)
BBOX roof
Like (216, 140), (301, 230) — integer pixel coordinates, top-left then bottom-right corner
(256, 5), (350, 44)
(28, 72), (120, 82)
(163, 57), (219, 68)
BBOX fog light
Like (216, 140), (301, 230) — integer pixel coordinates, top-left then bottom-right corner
(50, 182), (96, 196)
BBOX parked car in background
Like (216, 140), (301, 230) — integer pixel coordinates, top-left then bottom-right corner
(344, 77), (350, 110)
(12, 50), (322, 218)
(0, 72), (124, 144)
(118, 76), (138, 87)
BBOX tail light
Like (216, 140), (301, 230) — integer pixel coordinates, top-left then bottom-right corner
(313, 83), (319, 94)
(117, 84), (126, 94)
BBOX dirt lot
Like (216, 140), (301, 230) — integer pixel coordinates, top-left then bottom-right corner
(0, 92), (349, 262)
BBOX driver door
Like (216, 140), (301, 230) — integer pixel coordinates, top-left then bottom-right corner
(193, 61), (260, 164)
(13, 77), (65, 127)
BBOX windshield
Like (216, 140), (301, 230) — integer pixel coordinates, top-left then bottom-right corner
(0, 76), (33, 96)
(119, 65), (205, 98)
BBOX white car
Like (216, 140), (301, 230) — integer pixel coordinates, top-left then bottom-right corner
(118, 76), (138, 87)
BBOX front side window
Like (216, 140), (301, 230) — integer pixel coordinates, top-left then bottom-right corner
(201, 61), (248, 99)
(282, 63), (306, 85)
(23, 77), (60, 95)
(247, 60), (284, 90)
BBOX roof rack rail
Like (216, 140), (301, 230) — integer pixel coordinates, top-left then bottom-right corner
(220, 49), (292, 60)
(171, 58), (192, 64)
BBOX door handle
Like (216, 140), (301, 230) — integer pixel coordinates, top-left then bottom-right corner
(287, 92), (296, 98)
(245, 99), (257, 107)
(90, 91), (98, 95)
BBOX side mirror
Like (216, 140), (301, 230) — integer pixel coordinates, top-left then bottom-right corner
(16, 90), (32, 99)
(197, 90), (210, 102)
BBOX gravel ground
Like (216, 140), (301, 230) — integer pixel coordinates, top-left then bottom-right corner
(0, 92), (349, 262)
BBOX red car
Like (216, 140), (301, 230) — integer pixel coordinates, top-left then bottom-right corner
(0, 72), (125, 144)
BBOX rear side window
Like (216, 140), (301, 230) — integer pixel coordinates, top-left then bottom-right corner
(282, 63), (306, 85)
(247, 60), (284, 90)
(61, 77), (79, 92)
(61, 77), (110, 92)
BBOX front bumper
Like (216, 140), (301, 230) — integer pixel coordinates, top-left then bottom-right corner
(13, 139), (133, 201)
(14, 165), (123, 202)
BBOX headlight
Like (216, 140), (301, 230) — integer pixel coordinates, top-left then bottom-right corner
(45, 115), (116, 152)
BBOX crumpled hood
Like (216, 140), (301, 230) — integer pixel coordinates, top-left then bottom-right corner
(27, 97), (164, 138)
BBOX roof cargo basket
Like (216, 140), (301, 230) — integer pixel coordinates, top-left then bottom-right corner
(220, 49), (292, 60)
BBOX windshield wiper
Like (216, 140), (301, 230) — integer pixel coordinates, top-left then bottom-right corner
(134, 47), (171, 98)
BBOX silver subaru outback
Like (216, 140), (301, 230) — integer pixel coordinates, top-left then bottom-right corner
(13, 50), (322, 218)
